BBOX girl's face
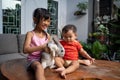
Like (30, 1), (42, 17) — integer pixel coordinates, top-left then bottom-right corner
(62, 30), (77, 42)
(37, 17), (51, 30)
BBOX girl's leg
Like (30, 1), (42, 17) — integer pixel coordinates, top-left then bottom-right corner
(60, 60), (79, 79)
(54, 57), (65, 72)
(31, 61), (45, 80)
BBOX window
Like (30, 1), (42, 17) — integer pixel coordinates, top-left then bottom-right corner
(2, 0), (21, 34)
(48, 0), (58, 35)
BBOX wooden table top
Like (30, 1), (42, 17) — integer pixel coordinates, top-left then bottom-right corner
(1, 58), (120, 80)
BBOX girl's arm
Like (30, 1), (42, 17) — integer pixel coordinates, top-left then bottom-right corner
(47, 33), (51, 41)
(23, 32), (46, 54)
(79, 48), (95, 63)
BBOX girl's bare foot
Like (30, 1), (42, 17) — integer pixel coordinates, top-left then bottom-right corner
(78, 60), (92, 66)
(55, 67), (65, 72)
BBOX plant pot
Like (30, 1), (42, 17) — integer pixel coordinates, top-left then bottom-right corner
(74, 11), (86, 16)
(97, 35), (106, 43)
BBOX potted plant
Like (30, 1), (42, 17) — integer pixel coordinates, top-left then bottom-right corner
(91, 24), (109, 43)
(74, 2), (88, 16)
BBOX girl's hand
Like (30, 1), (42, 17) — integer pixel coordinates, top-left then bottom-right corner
(42, 44), (50, 53)
(44, 47), (50, 53)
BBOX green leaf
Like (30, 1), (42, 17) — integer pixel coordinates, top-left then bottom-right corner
(115, 40), (120, 44)
(109, 23), (120, 28)
(91, 41), (108, 59)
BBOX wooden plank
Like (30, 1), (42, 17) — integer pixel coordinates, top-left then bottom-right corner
(1, 59), (120, 80)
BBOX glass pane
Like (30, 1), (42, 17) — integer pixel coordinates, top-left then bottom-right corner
(2, 0), (21, 34)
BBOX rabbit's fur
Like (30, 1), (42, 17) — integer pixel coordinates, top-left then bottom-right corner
(41, 35), (65, 69)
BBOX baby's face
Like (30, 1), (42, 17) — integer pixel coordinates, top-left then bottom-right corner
(62, 30), (77, 42)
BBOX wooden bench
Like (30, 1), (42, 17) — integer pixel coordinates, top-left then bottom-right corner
(0, 58), (120, 80)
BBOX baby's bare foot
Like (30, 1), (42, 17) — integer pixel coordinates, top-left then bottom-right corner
(60, 71), (66, 79)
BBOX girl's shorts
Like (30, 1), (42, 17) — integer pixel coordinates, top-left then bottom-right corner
(26, 59), (40, 71)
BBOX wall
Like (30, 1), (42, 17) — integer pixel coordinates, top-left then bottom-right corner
(55, 0), (67, 38)
(0, 0), (2, 33)
(66, 0), (88, 42)
(0, 0), (92, 42)
(21, 0), (47, 34)
(21, 0), (67, 37)
(88, 0), (94, 33)
(21, 0), (89, 42)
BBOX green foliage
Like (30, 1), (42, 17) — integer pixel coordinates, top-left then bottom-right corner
(80, 41), (92, 53)
(91, 41), (108, 59)
(108, 8), (120, 50)
(74, 2), (88, 16)
(97, 24), (109, 35)
(109, 21), (120, 51)
(80, 41), (108, 59)
(77, 2), (88, 12)
(109, 23), (120, 28)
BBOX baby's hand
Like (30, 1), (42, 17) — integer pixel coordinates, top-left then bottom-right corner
(89, 58), (95, 64)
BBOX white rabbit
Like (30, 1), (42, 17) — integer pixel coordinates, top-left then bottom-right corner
(41, 35), (65, 69)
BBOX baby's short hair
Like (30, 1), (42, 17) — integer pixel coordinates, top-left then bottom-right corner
(62, 24), (77, 34)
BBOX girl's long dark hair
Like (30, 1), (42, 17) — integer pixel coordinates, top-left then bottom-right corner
(33, 8), (50, 24)
(33, 8), (50, 40)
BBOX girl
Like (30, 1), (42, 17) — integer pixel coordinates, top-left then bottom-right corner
(23, 8), (51, 80)
(55, 24), (95, 79)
